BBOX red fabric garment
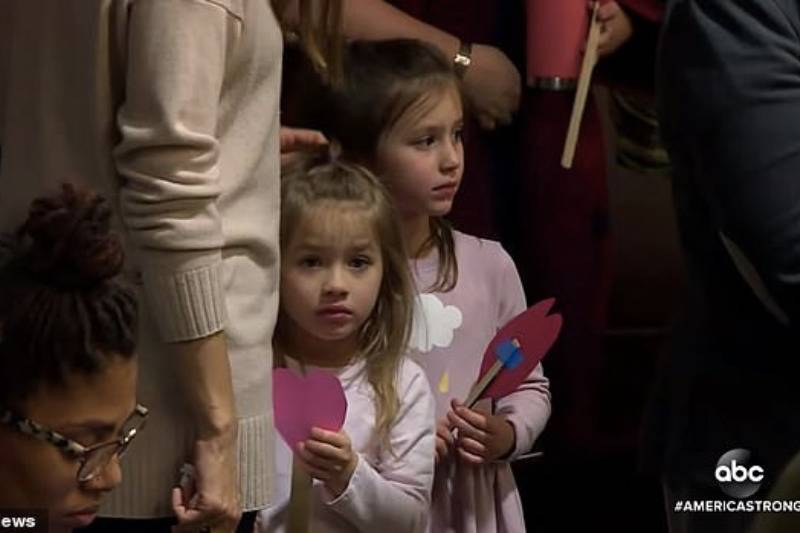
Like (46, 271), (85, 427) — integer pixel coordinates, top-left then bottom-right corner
(516, 2), (662, 453)
(515, 90), (613, 453)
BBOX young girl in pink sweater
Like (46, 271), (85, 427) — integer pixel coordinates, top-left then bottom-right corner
(322, 39), (552, 533)
(258, 154), (435, 533)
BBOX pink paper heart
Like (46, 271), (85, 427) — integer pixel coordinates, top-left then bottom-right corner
(273, 368), (347, 452)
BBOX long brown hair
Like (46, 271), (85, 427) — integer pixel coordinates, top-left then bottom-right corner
(277, 151), (415, 448)
(271, 0), (344, 84)
(0, 184), (138, 407)
(321, 39), (462, 292)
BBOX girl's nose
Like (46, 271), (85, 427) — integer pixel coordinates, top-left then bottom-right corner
(440, 139), (462, 174)
(322, 266), (348, 295)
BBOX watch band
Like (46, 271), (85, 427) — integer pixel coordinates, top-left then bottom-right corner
(453, 41), (472, 78)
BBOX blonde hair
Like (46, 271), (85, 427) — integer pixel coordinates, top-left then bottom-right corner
(272, 0), (344, 84)
(277, 151), (415, 448)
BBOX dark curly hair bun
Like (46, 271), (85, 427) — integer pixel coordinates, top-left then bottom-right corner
(19, 182), (125, 287)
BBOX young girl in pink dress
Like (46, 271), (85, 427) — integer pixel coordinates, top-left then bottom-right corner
(323, 39), (552, 533)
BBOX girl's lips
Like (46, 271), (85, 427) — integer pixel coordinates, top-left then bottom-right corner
(317, 307), (354, 322)
(433, 181), (458, 191)
(317, 306), (353, 315)
(432, 182), (458, 199)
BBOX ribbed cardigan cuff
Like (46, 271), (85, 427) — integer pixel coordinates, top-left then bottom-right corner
(99, 412), (274, 517)
(140, 251), (227, 341)
(239, 412), (274, 511)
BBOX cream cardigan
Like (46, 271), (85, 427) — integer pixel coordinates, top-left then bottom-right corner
(0, 0), (281, 516)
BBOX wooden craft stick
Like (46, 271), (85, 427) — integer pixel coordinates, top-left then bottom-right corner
(287, 461), (312, 533)
(561, 2), (602, 169)
(464, 339), (521, 408)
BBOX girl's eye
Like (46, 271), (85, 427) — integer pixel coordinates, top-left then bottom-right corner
(299, 256), (321, 268)
(413, 136), (436, 148)
(350, 256), (372, 270)
(453, 128), (464, 143)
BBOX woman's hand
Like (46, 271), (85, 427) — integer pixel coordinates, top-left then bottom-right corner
(446, 399), (516, 465)
(280, 126), (328, 168)
(463, 44), (521, 130)
(596, 1), (634, 57)
(172, 436), (241, 533)
(296, 427), (358, 497)
(170, 334), (241, 533)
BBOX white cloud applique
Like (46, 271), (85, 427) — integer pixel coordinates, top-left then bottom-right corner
(410, 293), (463, 353)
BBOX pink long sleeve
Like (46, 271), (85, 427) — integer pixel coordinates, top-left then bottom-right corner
(258, 358), (436, 533)
(323, 362), (436, 532)
(491, 242), (552, 460)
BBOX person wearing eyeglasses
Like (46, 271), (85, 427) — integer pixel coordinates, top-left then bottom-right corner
(0, 184), (145, 533)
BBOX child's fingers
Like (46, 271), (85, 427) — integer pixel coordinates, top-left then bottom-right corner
(294, 453), (333, 481)
(457, 435), (488, 458)
(436, 417), (454, 462)
(438, 416), (455, 431)
(447, 409), (488, 443)
(436, 422), (454, 445)
(457, 446), (486, 465)
(310, 427), (349, 447)
(450, 400), (488, 430)
(303, 439), (350, 465)
(435, 436), (450, 463)
(297, 442), (346, 473)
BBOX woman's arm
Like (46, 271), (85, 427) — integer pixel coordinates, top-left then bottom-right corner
(276, 0), (521, 130)
(113, 1), (243, 530)
(340, 0), (520, 129)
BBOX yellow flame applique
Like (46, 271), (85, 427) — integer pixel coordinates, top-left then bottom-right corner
(438, 371), (449, 394)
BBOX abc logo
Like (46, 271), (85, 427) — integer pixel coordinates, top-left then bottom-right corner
(715, 448), (763, 499)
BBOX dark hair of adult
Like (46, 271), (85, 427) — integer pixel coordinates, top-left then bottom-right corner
(0, 183), (138, 407)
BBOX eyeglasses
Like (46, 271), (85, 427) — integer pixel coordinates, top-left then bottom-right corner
(0, 403), (148, 482)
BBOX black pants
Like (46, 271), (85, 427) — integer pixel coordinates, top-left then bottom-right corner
(78, 511), (257, 533)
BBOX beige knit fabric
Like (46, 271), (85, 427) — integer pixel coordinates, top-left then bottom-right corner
(0, 0), (281, 516)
